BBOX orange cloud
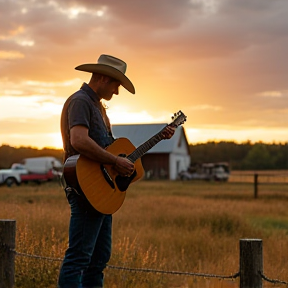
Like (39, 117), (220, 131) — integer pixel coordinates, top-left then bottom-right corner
(0, 0), (287, 147)
(0, 50), (24, 59)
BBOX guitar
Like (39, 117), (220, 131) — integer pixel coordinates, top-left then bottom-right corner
(63, 111), (187, 214)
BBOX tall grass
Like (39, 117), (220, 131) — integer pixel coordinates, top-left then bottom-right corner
(0, 180), (288, 287)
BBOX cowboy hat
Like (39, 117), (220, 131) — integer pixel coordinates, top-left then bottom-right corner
(75, 54), (135, 94)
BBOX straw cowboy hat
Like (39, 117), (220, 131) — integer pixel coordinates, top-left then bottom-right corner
(75, 54), (135, 94)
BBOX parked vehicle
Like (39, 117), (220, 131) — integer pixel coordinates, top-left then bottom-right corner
(0, 164), (27, 187)
(21, 156), (62, 174)
(178, 162), (230, 181)
(0, 156), (62, 187)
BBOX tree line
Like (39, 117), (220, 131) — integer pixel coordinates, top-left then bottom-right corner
(189, 141), (288, 170)
(0, 141), (287, 170)
(0, 145), (63, 169)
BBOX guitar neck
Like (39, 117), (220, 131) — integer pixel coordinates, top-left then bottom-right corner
(127, 131), (164, 163)
(125, 110), (187, 163)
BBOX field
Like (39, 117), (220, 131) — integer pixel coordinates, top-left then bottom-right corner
(229, 170), (288, 183)
(0, 179), (288, 288)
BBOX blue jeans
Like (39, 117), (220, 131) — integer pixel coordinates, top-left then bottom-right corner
(58, 188), (112, 288)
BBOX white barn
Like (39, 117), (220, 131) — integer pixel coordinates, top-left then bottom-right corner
(112, 124), (191, 180)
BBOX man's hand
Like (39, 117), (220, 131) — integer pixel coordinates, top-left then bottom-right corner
(161, 125), (176, 140)
(114, 156), (135, 177)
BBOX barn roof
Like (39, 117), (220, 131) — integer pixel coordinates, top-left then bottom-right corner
(111, 123), (189, 154)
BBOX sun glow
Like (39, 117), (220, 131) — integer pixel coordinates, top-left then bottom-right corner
(186, 127), (288, 144)
(0, 51), (24, 59)
(107, 105), (167, 124)
(50, 133), (64, 149)
(0, 96), (63, 119)
(1, 132), (63, 149)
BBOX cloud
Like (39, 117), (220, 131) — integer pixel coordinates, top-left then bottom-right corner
(1, 0), (286, 58)
(0, 95), (64, 121)
(1, 0), (288, 79)
(0, 78), (81, 97)
(0, 0), (287, 146)
(0, 50), (25, 59)
(190, 105), (223, 111)
(258, 90), (287, 98)
(107, 105), (167, 124)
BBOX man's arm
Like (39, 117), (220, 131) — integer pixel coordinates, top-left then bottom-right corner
(70, 125), (135, 176)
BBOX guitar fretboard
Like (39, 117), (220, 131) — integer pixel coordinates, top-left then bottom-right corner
(127, 132), (163, 163)
(125, 110), (186, 163)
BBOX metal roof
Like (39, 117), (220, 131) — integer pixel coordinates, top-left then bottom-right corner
(111, 123), (188, 153)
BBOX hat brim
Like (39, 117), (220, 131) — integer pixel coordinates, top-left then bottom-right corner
(75, 64), (135, 94)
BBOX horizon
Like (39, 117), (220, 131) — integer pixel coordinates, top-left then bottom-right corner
(1, 136), (287, 152)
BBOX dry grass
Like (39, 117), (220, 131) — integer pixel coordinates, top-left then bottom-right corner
(0, 180), (288, 287)
(230, 170), (288, 183)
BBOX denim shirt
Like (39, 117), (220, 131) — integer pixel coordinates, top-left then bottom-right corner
(61, 83), (114, 160)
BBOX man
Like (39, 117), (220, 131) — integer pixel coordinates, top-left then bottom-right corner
(58, 54), (175, 288)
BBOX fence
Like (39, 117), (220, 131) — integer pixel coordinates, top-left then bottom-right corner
(229, 172), (288, 199)
(1, 220), (288, 288)
(229, 171), (288, 184)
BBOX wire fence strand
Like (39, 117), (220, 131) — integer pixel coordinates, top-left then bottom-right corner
(260, 271), (288, 286)
(107, 264), (240, 280)
(10, 249), (288, 285)
(14, 250), (239, 281)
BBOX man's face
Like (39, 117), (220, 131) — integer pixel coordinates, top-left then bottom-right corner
(98, 76), (121, 101)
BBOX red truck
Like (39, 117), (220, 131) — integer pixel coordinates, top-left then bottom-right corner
(0, 157), (62, 187)
(20, 169), (55, 184)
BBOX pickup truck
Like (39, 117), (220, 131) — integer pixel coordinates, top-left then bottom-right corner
(0, 157), (62, 187)
(0, 163), (27, 186)
(178, 162), (230, 182)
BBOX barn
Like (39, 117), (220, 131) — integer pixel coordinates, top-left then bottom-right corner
(111, 124), (191, 180)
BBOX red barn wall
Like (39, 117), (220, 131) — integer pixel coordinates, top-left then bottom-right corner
(141, 153), (170, 179)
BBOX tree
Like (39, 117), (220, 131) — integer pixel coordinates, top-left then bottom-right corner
(0, 145), (63, 169)
(241, 143), (274, 170)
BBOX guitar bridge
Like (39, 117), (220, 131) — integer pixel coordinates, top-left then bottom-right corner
(100, 165), (115, 189)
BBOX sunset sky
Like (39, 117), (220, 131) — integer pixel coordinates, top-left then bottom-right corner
(0, 0), (287, 149)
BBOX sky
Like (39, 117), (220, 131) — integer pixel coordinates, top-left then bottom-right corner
(0, 0), (287, 149)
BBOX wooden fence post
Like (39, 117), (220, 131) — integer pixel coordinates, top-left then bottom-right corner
(240, 239), (263, 288)
(0, 220), (16, 288)
(254, 173), (258, 198)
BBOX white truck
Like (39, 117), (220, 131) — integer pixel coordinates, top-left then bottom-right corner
(0, 156), (62, 187)
(178, 162), (230, 182)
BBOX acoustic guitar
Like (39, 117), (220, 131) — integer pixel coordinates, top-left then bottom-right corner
(63, 111), (187, 214)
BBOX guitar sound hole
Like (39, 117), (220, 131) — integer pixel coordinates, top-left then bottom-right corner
(115, 171), (137, 192)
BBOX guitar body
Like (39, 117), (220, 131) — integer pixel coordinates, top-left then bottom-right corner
(64, 138), (145, 214)
(63, 110), (187, 215)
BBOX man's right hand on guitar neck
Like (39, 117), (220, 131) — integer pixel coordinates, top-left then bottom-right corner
(113, 156), (135, 177)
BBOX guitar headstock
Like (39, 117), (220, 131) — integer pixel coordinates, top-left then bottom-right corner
(170, 110), (187, 128)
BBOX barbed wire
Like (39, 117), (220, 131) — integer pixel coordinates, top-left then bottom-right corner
(14, 250), (239, 281)
(8, 248), (288, 284)
(15, 251), (63, 262)
(107, 264), (240, 280)
(260, 271), (288, 286)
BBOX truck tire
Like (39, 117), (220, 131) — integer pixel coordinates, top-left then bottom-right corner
(5, 177), (19, 187)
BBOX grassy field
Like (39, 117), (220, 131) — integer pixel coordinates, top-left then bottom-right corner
(0, 179), (288, 288)
(229, 170), (288, 183)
